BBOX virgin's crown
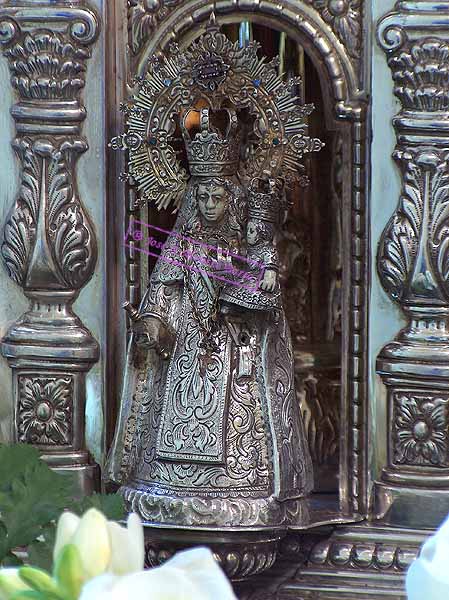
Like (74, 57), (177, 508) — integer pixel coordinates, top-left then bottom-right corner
(181, 107), (241, 178)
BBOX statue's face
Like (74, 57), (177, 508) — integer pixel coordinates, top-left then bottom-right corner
(197, 183), (228, 223)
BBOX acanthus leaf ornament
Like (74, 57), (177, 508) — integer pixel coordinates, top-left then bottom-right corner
(378, 148), (449, 306)
(4, 31), (90, 100)
(2, 138), (97, 291)
(388, 40), (449, 111)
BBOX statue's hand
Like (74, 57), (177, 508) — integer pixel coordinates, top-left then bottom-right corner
(259, 269), (277, 293)
(132, 317), (162, 350)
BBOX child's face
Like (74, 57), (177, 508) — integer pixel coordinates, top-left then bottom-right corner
(247, 221), (259, 246)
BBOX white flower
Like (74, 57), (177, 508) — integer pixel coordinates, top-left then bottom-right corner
(79, 547), (237, 600)
(407, 515), (449, 599)
(53, 508), (144, 580)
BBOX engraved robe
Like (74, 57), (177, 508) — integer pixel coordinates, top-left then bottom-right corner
(107, 199), (313, 527)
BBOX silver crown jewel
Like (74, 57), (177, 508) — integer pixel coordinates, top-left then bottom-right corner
(181, 107), (241, 178)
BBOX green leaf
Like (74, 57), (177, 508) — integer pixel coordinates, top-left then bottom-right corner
(0, 445), (42, 494)
(0, 522), (9, 563)
(27, 525), (56, 572)
(74, 493), (125, 521)
(53, 545), (84, 600)
(0, 443), (126, 573)
(0, 444), (77, 552)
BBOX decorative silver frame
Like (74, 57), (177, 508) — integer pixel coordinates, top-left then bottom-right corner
(3, 0), (449, 596)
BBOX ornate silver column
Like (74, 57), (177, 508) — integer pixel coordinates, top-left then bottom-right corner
(375, 0), (449, 528)
(0, 0), (100, 492)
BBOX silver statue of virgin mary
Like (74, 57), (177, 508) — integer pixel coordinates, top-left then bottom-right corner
(107, 15), (323, 554)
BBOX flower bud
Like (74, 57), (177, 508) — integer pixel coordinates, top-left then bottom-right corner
(70, 509), (111, 580)
(0, 569), (31, 600)
(53, 512), (81, 565)
(107, 513), (144, 575)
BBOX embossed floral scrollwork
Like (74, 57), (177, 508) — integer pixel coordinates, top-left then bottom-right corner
(393, 393), (449, 466)
(18, 376), (73, 445)
(309, 0), (361, 59)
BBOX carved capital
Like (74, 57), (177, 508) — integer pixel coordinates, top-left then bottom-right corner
(0, 3), (99, 49)
(387, 38), (449, 111)
(0, 1), (100, 490)
(378, 1), (449, 55)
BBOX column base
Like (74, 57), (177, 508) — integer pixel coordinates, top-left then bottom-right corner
(374, 334), (449, 530)
(1, 290), (100, 496)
